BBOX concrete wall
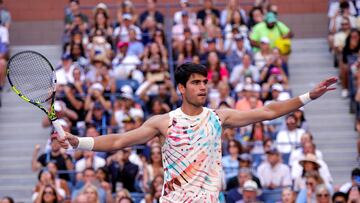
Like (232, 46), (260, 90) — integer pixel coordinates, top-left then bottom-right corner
(6, 0), (329, 45)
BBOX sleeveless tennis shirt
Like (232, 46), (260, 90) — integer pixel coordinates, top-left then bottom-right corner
(160, 107), (223, 203)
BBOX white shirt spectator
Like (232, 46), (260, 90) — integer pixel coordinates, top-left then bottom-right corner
(328, 1), (357, 18)
(276, 128), (305, 154)
(75, 156), (106, 172)
(173, 10), (196, 25)
(171, 23), (200, 42)
(291, 158), (333, 188)
(288, 148), (323, 167)
(113, 24), (142, 42)
(230, 63), (260, 85)
(0, 25), (9, 44)
(56, 64), (76, 85)
(257, 160), (292, 188)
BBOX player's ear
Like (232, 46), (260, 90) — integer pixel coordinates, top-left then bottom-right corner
(178, 83), (185, 95)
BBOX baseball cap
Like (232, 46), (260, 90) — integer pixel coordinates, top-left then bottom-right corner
(117, 41), (129, 48)
(265, 12), (277, 23)
(265, 146), (280, 154)
(90, 82), (104, 92)
(271, 83), (283, 92)
(252, 83), (261, 93)
(123, 13), (133, 20)
(234, 34), (244, 41)
(243, 84), (253, 91)
(270, 67), (281, 75)
(93, 101), (104, 110)
(241, 180), (261, 195)
(181, 10), (189, 16)
(206, 38), (216, 44)
(61, 53), (72, 60)
(260, 36), (270, 44)
(95, 3), (108, 11)
(122, 114), (135, 123)
(238, 153), (252, 162)
(54, 101), (63, 112)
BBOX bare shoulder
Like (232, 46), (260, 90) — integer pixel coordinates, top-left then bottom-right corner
(214, 108), (231, 121)
(144, 113), (170, 135)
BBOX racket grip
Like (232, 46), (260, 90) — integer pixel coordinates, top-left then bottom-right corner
(52, 119), (72, 148)
(53, 119), (66, 137)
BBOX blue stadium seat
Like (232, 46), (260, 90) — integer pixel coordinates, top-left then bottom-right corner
(281, 153), (291, 165)
(130, 192), (145, 203)
(261, 188), (282, 203)
(116, 79), (140, 92)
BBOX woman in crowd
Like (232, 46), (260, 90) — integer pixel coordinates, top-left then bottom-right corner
(142, 146), (164, 193)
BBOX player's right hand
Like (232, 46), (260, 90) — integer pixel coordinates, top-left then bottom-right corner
(51, 132), (79, 149)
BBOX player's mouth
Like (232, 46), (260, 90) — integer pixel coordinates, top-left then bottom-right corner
(198, 93), (207, 97)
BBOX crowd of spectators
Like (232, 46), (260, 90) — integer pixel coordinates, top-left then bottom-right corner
(0, 0), (10, 107)
(328, 0), (360, 133)
(0, 0), (360, 203)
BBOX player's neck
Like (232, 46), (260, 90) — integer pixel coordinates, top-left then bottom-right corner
(180, 104), (203, 116)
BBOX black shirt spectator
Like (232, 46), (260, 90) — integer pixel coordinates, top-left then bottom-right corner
(108, 148), (139, 193)
(139, 0), (164, 27)
(196, 0), (220, 25)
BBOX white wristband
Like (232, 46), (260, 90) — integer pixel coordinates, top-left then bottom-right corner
(76, 137), (94, 151)
(299, 92), (312, 105)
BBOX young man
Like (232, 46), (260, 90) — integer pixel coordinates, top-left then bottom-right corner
(54, 63), (336, 202)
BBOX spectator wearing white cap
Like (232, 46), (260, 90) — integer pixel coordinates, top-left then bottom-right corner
(173, 0), (197, 25)
(253, 36), (273, 70)
(113, 13), (142, 43)
(113, 85), (144, 133)
(226, 168), (253, 202)
(237, 180), (262, 203)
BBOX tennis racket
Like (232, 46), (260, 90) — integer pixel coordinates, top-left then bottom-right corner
(6, 50), (66, 138)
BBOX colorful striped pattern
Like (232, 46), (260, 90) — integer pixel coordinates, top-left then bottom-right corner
(160, 107), (223, 203)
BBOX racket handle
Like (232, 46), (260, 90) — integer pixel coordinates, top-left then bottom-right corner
(52, 119), (72, 148)
(53, 119), (66, 137)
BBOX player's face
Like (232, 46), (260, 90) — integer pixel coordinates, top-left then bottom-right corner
(181, 73), (208, 107)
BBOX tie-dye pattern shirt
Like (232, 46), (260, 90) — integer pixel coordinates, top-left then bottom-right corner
(160, 107), (223, 203)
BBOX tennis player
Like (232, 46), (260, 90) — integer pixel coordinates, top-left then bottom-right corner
(54, 63), (337, 202)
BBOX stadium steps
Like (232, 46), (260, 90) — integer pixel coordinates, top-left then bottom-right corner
(288, 38), (359, 186)
(0, 45), (61, 202)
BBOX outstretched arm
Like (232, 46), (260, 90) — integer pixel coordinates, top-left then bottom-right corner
(54, 114), (166, 152)
(218, 77), (337, 128)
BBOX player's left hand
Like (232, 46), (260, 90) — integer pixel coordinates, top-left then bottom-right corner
(309, 77), (337, 100)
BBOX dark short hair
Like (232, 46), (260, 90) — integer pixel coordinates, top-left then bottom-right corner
(175, 62), (207, 87)
(70, 0), (80, 4)
(340, 1), (349, 9)
(332, 191), (348, 202)
(1, 196), (15, 203)
(351, 167), (360, 177)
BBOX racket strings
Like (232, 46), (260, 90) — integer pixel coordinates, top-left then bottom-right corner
(8, 51), (55, 103)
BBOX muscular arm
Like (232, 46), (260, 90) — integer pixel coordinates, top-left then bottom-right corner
(60, 114), (167, 152)
(218, 96), (304, 128)
(218, 77), (337, 128)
